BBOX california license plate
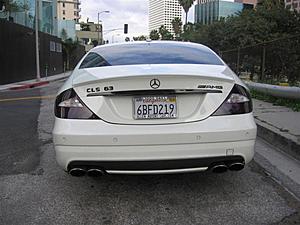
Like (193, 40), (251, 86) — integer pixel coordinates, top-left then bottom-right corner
(133, 96), (177, 119)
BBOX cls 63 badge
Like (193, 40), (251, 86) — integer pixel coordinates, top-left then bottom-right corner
(86, 87), (101, 93)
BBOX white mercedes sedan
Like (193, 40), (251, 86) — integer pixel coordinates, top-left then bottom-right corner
(52, 41), (257, 177)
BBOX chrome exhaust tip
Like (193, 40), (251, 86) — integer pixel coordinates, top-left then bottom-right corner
(87, 168), (104, 177)
(211, 164), (228, 173)
(228, 162), (245, 171)
(69, 168), (86, 177)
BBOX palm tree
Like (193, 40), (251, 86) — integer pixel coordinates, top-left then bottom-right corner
(149, 29), (160, 40)
(178, 0), (195, 25)
(159, 25), (173, 40)
(171, 17), (182, 40)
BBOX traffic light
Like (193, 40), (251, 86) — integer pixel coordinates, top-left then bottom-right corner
(124, 24), (128, 34)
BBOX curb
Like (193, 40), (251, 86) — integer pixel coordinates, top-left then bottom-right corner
(9, 81), (49, 90)
(2, 74), (70, 91)
(256, 121), (300, 161)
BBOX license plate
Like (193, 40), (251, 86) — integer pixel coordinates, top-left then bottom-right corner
(133, 96), (177, 119)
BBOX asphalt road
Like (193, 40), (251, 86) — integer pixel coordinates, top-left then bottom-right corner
(0, 88), (41, 175)
(0, 80), (299, 225)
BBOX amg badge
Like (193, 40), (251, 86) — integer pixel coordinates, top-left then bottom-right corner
(198, 85), (223, 90)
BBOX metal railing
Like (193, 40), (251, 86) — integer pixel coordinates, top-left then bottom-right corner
(246, 81), (300, 100)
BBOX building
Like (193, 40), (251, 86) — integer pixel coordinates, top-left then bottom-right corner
(0, 0), (35, 28)
(195, 0), (254, 25)
(57, 0), (81, 22)
(38, 0), (58, 36)
(149, 0), (182, 35)
(0, 1), (63, 84)
(0, 0), (58, 36)
(234, 0), (257, 7)
(58, 19), (76, 40)
(56, 0), (81, 41)
(285, 0), (300, 12)
(76, 21), (103, 52)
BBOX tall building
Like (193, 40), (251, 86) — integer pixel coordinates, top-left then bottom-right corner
(285, 0), (300, 12)
(195, 0), (254, 25)
(38, 0), (58, 36)
(149, 0), (182, 35)
(57, 0), (81, 41)
(57, 0), (81, 22)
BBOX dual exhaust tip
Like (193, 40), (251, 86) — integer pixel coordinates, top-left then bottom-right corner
(211, 162), (244, 173)
(69, 167), (104, 177)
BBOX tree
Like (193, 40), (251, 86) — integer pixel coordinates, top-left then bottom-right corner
(80, 23), (90, 31)
(180, 0), (300, 84)
(60, 28), (68, 41)
(178, 0), (195, 25)
(149, 29), (159, 40)
(62, 38), (80, 70)
(171, 17), (183, 40)
(257, 0), (284, 9)
(159, 25), (173, 40)
(133, 35), (147, 41)
(3, 0), (22, 12)
(2, 0), (30, 20)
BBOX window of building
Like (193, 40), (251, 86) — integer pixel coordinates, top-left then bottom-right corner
(56, 43), (62, 53)
(50, 41), (56, 52)
(63, 3), (65, 7)
(63, 10), (65, 15)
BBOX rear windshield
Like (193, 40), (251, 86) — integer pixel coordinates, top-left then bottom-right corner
(79, 42), (224, 69)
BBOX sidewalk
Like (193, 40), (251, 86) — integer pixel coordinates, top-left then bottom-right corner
(253, 99), (300, 160)
(0, 71), (72, 91)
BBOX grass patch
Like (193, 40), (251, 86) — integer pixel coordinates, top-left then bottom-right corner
(251, 90), (300, 112)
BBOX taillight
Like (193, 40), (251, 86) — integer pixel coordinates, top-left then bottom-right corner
(54, 89), (99, 119)
(213, 84), (252, 116)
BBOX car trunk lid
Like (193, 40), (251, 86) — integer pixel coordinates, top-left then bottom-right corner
(72, 64), (235, 125)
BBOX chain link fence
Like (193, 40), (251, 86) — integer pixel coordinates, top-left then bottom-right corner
(220, 34), (300, 86)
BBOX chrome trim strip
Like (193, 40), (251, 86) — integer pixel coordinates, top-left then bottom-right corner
(106, 167), (208, 175)
(87, 89), (222, 97)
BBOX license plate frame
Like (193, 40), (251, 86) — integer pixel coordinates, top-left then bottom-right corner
(133, 96), (177, 120)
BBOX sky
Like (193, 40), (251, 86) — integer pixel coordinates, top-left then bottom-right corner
(80, 0), (233, 43)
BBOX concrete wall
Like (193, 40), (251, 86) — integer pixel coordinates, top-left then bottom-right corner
(0, 19), (63, 84)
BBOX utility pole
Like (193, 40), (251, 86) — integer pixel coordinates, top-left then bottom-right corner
(35, 0), (40, 81)
(236, 47), (240, 75)
(261, 45), (266, 82)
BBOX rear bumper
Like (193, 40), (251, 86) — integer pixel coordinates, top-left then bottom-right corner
(53, 113), (256, 172)
(55, 140), (255, 172)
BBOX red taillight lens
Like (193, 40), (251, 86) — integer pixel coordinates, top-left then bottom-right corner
(213, 84), (252, 116)
(54, 89), (99, 119)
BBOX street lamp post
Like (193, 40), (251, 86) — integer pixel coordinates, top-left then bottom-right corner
(97, 10), (110, 45)
(35, 0), (40, 81)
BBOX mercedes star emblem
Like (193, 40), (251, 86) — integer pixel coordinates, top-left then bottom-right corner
(150, 79), (160, 89)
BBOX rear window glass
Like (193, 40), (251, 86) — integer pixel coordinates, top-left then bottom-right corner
(79, 42), (223, 69)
